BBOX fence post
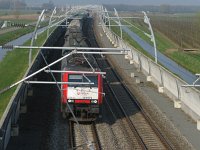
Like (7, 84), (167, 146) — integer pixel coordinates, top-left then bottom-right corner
(158, 67), (164, 93)
(147, 59), (152, 82)
(137, 53), (142, 72)
(174, 80), (181, 108)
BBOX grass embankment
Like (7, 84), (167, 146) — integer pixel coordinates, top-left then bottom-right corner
(0, 20), (49, 46)
(0, 10), (38, 16)
(0, 29), (52, 118)
(122, 19), (177, 53)
(0, 27), (34, 45)
(0, 19), (35, 24)
(122, 18), (200, 74)
(110, 21), (154, 60)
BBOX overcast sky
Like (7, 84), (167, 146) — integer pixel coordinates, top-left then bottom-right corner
(26, 0), (200, 6)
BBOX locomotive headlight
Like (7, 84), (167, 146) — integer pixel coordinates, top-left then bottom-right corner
(91, 100), (98, 104)
(68, 99), (74, 103)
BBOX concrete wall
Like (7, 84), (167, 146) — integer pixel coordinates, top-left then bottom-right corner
(0, 25), (65, 150)
(101, 20), (200, 130)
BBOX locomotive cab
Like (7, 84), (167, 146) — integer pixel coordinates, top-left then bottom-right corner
(61, 72), (103, 121)
(61, 18), (104, 121)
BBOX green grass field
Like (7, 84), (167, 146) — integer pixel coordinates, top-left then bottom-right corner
(0, 29), (54, 118)
(0, 20), (49, 46)
(122, 19), (177, 53)
(121, 17), (200, 74)
(0, 9), (39, 16)
(0, 19), (35, 23)
(110, 21), (155, 60)
(0, 27), (34, 45)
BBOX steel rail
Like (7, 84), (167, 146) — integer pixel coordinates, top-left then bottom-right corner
(105, 81), (147, 149)
(108, 59), (174, 150)
(69, 121), (99, 150)
(69, 121), (75, 149)
(91, 122), (101, 150)
(91, 36), (173, 148)
(98, 12), (170, 144)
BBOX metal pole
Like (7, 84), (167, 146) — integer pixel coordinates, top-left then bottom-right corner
(0, 48), (128, 94)
(82, 54), (95, 72)
(114, 8), (123, 39)
(24, 81), (94, 85)
(13, 46), (131, 51)
(45, 70), (106, 74)
(40, 51), (91, 149)
(47, 7), (56, 38)
(47, 12), (71, 29)
(104, 8), (111, 29)
(104, 16), (143, 19)
(29, 9), (45, 67)
(182, 85), (200, 87)
(142, 11), (158, 63)
(76, 51), (128, 55)
(98, 25), (131, 27)
(38, 50), (91, 149)
(122, 18), (145, 33)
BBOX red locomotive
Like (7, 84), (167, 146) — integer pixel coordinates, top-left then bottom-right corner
(61, 19), (104, 121)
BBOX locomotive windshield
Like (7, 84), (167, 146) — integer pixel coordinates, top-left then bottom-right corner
(68, 74), (98, 87)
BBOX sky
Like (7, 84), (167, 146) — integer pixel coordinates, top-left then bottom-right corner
(25, 0), (200, 6)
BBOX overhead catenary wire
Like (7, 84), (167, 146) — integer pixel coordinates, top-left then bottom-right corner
(39, 50), (91, 148)
(82, 54), (95, 72)
(108, 13), (198, 80)
(0, 50), (127, 95)
(122, 18), (148, 34)
(0, 6), (131, 149)
(0, 51), (74, 95)
(33, 7), (100, 148)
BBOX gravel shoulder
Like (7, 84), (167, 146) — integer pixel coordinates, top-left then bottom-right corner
(93, 15), (198, 149)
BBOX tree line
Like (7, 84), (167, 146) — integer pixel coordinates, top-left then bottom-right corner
(0, 0), (26, 9)
(0, 0), (54, 10)
(104, 4), (200, 13)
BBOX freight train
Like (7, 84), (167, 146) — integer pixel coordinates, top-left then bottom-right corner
(61, 18), (104, 121)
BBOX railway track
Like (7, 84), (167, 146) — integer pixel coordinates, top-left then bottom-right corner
(83, 17), (174, 149)
(94, 55), (174, 149)
(104, 95), (144, 149)
(69, 121), (101, 150)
